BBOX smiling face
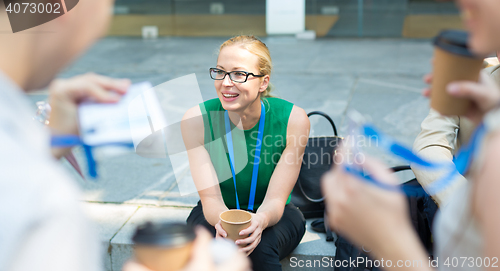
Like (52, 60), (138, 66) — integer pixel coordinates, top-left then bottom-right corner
(215, 45), (269, 112)
(457, 0), (500, 55)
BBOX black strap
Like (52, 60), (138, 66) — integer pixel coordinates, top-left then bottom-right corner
(390, 165), (423, 188)
(298, 177), (324, 202)
(390, 165), (412, 172)
(307, 111), (338, 136)
(311, 218), (334, 241)
(324, 212), (334, 242)
(311, 218), (326, 233)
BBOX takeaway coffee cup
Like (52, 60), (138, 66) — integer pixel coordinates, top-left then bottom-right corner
(431, 30), (484, 116)
(132, 222), (195, 271)
(219, 209), (252, 241)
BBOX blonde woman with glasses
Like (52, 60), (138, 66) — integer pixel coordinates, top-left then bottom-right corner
(181, 35), (309, 271)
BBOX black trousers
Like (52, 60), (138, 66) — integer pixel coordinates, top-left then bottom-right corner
(187, 201), (306, 271)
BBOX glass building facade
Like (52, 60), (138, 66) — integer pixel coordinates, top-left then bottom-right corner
(109, 0), (461, 38)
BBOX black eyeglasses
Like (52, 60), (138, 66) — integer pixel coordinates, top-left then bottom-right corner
(209, 68), (264, 83)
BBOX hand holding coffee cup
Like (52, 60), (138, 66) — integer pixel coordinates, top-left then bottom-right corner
(234, 212), (269, 256)
(218, 210), (269, 256)
(218, 209), (253, 242)
(424, 49), (500, 123)
(430, 30), (485, 116)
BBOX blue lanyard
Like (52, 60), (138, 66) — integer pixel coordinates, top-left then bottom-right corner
(51, 135), (134, 179)
(224, 101), (265, 211)
(453, 123), (486, 175)
(344, 122), (486, 196)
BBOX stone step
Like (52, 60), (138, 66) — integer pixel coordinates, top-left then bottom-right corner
(83, 202), (337, 271)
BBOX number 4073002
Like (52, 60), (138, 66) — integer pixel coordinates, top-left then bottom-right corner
(5, 2), (61, 14)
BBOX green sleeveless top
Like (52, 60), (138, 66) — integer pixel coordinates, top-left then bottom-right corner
(199, 97), (294, 210)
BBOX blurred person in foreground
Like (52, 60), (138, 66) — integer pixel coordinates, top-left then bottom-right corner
(322, 0), (500, 270)
(0, 1), (249, 271)
(410, 53), (500, 231)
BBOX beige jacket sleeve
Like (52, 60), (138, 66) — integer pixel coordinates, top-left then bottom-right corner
(412, 65), (500, 207)
(411, 109), (468, 207)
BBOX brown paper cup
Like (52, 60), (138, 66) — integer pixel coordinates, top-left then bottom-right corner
(431, 47), (483, 116)
(134, 242), (193, 271)
(220, 209), (252, 241)
(132, 222), (195, 271)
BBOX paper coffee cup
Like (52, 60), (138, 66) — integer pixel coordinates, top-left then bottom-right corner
(132, 222), (195, 271)
(219, 209), (252, 241)
(431, 30), (484, 116)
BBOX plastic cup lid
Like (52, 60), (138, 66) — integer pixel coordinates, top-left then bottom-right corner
(433, 30), (482, 58)
(132, 222), (195, 247)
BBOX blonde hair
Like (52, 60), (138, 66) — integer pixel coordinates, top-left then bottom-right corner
(219, 35), (274, 98)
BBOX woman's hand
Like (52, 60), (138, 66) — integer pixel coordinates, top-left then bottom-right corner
(214, 220), (228, 239)
(235, 213), (268, 256)
(422, 71), (500, 124)
(321, 151), (412, 254)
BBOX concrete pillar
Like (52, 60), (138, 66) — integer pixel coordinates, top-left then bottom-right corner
(266, 0), (305, 35)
